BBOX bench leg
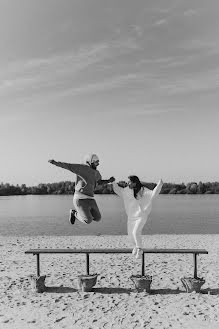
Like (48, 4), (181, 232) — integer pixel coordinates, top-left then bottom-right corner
(86, 253), (89, 275)
(193, 254), (197, 279)
(36, 254), (40, 276)
(141, 253), (145, 276)
(28, 274), (46, 293)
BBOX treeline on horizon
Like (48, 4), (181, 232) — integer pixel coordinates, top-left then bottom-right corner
(0, 181), (219, 196)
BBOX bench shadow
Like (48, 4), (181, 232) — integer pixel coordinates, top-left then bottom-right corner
(44, 286), (219, 295)
(92, 287), (133, 294)
(150, 288), (185, 295)
(150, 288), (219, 295)
(92, 287), (185, 294)
(45, 286), (134, 294)
(45, 286), (77, 293)
(200, 288), (219, 295)
(93, 287), (219, 295)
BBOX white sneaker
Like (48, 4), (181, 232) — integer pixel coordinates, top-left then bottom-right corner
(132, 247), (137, 256)
(135, 248), (143, 259)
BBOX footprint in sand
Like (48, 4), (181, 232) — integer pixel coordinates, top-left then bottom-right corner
(54, 317), (66, 323)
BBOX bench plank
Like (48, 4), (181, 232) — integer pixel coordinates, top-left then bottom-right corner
(25, 248), (208, 278)
(25, 248), (208, 254)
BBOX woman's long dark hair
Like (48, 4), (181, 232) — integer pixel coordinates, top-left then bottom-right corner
(128, 175), (143, 199)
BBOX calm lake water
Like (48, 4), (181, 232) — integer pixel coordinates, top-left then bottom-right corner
(0, 194), (219, 236)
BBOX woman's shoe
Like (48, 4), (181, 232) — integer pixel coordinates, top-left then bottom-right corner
(135, 248), (143, 259)
(132, 247), (137, 256)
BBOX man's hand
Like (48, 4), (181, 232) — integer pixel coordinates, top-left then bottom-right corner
(48, 159), (55, 164)
(108, 176), (115, 183)
(118, 181), (128, 188)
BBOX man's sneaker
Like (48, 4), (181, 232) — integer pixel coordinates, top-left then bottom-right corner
(69, 209), (76, 225)
(132, 247), (137, 256)
(135, 248), (143, 259)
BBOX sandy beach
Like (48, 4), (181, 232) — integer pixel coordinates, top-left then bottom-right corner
(1, 234), (219, 329)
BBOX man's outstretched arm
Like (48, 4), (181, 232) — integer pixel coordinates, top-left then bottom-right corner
(48, 159), (83, 176)
(97, 176), (115, 185)
(112, 181), (124, 197)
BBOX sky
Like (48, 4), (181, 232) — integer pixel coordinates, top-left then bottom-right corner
(1, 0), (219, 186)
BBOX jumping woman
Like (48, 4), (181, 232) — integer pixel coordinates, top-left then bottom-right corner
(112, 176), (163, 259)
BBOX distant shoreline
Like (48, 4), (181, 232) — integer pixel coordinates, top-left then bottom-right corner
(0, 192), (219, 196)
(1, 180), (219, 196)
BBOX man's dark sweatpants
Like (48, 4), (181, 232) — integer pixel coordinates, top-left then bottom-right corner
(73, 198), (101, 224)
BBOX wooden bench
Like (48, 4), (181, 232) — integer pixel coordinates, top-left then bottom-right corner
(25, 248), (208, 278)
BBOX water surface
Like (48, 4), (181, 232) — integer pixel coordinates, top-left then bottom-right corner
(0, 194), (218, 235)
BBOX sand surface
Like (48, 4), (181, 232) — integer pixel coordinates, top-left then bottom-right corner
(1, 234), (219, 329)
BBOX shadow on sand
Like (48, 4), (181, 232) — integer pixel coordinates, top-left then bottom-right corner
(200, 288), (219, 295)
(45, 286), (77, 293)
(43, 286), (219, 295)
(92, 287), (133, 294)
(44, 286), (133, 294)
(44, 286), (183, 295)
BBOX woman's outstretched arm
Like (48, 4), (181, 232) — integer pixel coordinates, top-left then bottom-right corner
(112, 181), (125, 198)
(151, 179), (163, 200)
